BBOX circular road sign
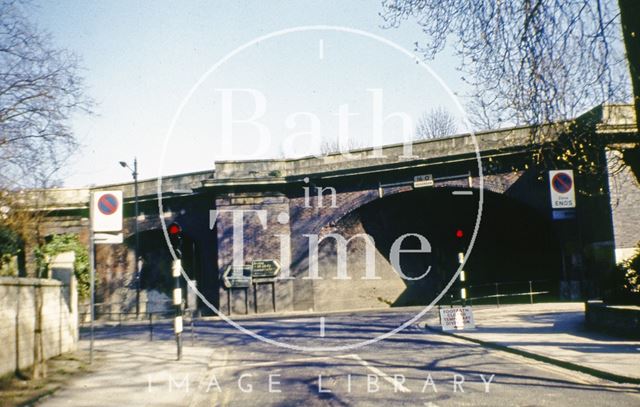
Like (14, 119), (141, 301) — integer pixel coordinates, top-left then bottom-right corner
(551, 172), (573, 194)
(97, 193), (120, 215)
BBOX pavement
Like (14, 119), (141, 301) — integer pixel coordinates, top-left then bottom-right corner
(37, 303), (640, 406)
(422, 302), (640, 382)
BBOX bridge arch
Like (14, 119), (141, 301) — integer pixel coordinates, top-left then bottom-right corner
(301, 185), (562, 309)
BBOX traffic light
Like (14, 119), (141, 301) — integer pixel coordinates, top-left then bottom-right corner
(168, 222), (183, 258)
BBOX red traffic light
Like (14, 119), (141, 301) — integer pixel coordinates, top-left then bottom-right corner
(168, 222), (182, 235)
(455, 229), (464, 238)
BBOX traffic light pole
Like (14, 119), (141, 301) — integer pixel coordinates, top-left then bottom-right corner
(458, 251), (467, 306)
(169, 222), (184, 361)
(172, 257), (183, 361)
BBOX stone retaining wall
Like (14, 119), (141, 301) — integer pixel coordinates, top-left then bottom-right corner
(0, 274), (78, 377)
(585, 301), (640, 339)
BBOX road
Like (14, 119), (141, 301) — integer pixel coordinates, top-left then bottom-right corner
(42, 309), (640, 406)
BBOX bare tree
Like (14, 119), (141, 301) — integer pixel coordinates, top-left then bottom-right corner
(0, 0), (92, 191)
(381, 0), (640, 186)
(319, 137), (365, 156)
(0, 1), (92, 282)
(380, 0), (631, 132)
(415, 106), (458, 139)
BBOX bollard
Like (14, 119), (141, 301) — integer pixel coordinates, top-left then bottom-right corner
(191, 317), (195, 346)
(529, 280), (534, 304)
(149, 313), (153, 341)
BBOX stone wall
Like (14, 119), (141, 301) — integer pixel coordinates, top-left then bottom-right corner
(607, 148), (640, 263)
(0, 270), (78, 377)
(585, 301), (640, 339)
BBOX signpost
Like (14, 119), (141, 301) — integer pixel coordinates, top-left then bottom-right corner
(439, 306), (475, 331)
(413, 174), (434, 188)
(222, 265), (252, 288)
(89, 191), (123, 364)
(221, 260), (282, 314)
(250, 260), (281, 313)
(251, 259), (281, 279)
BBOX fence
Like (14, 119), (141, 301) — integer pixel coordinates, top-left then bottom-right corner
(78, 300), (175, 324)
(78, 301), (199, 344)
(449, 279), (558, 306)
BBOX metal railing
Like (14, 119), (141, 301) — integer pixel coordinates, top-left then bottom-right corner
(78, 301), (200, 344)
(78, 300), (175, 324)
(449, 279), (557, 307)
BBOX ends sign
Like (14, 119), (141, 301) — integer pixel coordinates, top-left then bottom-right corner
(549, 170), (575, 209)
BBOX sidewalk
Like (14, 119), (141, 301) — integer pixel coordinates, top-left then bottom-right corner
(38, 337), (218, 407)
(424, 302), (640, 383)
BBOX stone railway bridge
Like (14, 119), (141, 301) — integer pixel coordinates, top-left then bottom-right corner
(23, 105), (640, 315)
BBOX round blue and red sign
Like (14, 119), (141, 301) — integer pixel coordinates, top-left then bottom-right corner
(97, 193), (119, 215)
(551, 172), (573, 194)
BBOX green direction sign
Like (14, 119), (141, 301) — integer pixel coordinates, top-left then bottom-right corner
(222, 265), (252, 289)
(251, 259), (281, 279)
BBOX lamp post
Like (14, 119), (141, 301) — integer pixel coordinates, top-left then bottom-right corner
(119, 158), (140, 317)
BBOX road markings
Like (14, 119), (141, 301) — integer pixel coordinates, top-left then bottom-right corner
(320, 317), (325, 337)
(349, 354), (411, 393)
(319, 39), (325, 59)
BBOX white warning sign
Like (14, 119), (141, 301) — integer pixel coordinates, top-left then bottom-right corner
(440, 306), (475, 331)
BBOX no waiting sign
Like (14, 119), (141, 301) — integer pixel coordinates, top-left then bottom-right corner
(92, 191), (123, 232)
(549, 170), (576, 209)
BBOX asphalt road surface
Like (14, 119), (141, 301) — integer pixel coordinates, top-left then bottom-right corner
(49, 309), (640, 407)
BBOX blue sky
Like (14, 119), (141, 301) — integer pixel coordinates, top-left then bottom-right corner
(31, 1), (468, 187)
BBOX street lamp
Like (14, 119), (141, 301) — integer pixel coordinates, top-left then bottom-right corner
(119, 158), (140, 317)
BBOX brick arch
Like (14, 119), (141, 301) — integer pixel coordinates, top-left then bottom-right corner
(305, 171), (526, 237)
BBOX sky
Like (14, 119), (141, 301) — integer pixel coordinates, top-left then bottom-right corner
(30, 1), (469, 187)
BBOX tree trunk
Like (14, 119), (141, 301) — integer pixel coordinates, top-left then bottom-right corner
(619, 0), (640, 126)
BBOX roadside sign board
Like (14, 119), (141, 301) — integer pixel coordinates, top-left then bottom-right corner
(414, 174), (434, 188)
(92, 191), (123, 232)
(549, 170), (576, 209)
(251, 259), (281, 279)
(222, 265), (252, 289)
(440, 306), (475, 331)
(93, 232), (124, 244)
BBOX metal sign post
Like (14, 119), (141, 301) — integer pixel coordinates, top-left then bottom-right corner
(88, 190), (124, 364)
(89, 193), (95, 364)
(458, 251), (467, 306)
(172, 258), (183, 360)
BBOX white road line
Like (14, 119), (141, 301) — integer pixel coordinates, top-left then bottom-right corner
(452, 190), (473, 195)
(318, 39), (325, 59)
(320, 316), (325, 337)
(350, 354), (411, 393)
